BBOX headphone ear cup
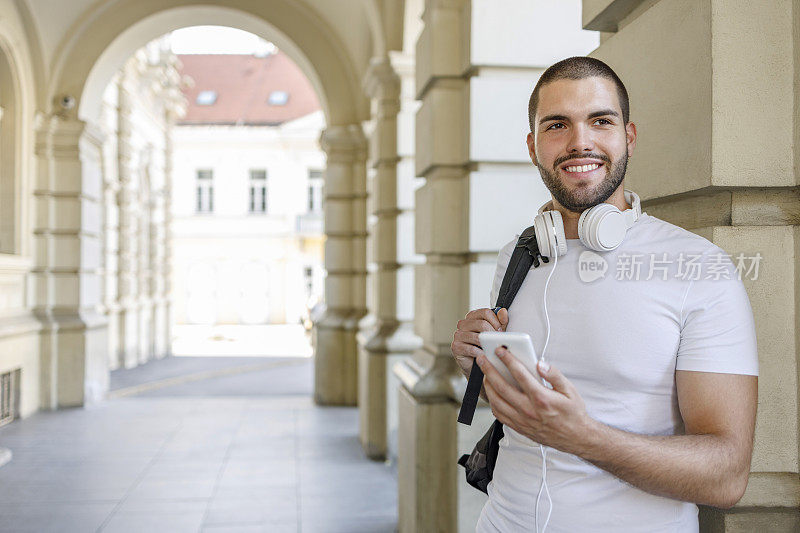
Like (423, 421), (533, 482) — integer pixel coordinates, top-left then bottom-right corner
(534, 210), (567, 259)
(533, 213), (551, 258)
(579, 203), (626, 251)
(548, 210), (567, 257)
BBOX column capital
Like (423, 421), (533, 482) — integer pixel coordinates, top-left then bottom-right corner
(363, 57), (401, 100)
(33, 113), (106, 155)
(319, 125), (367, 162)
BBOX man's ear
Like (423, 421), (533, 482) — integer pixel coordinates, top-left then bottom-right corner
(625, 121), (637, 157)
(526, 131), (538, 166)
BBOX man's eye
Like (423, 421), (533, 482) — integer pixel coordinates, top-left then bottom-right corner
(595, 118), (612, 125)
(546, 123), (564, 130)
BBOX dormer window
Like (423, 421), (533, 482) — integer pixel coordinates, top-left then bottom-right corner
(196, 90), (217, 105)
(268, 91), (289, 106)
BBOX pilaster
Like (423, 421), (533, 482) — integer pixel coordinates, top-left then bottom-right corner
(33, 113), (109, 408)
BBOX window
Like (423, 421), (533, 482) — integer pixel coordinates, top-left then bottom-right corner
(268, 91), (289, 106)
(196, 169), (214, 213)
(307, 170), (323, 213)
(196, 90), (217, 105)
(304, 266), (314, 296)
(249, 169), (267, 213)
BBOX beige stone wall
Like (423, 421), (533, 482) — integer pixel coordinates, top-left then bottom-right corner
(587, 0), (800, 529)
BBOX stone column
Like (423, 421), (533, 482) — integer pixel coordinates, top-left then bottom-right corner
(139, 146), (155, 364)
(395, 2), (467, 530)
(158, 113), (178, 360)
(395, 1), (597, 530)
(98, 94), (121, 371)
(313, 125), (368, 406)
(116, 64), (140, 368)
(33, 113), (109, 408)
(584, 1), (798, 530)
(359, 55), (424, 461)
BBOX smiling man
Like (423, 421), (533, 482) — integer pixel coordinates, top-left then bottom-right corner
(451, 57), (759, 532)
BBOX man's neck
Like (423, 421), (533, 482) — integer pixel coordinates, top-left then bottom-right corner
(550, 188), (631, 239)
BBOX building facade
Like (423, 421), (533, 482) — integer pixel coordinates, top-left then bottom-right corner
(0, 0), (796, 531)
(171, 52), (325, 326)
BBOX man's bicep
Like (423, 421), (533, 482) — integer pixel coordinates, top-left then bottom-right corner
(676, 370), (757, 454)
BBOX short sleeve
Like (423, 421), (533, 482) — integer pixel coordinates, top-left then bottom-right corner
(676, 249), (759, 376)
(489, 238), (518, 307)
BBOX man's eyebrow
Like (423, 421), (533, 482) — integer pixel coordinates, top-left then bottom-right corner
(587, 109), (619, 120)
(538, 114), (568, 125)
(538, 109), (620, 126)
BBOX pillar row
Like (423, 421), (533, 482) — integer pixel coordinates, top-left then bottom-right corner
(313, 125), (368, 406)
(358, 55), (423, 461)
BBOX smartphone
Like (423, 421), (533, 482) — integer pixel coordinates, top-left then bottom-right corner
(478, 331), (543, 390)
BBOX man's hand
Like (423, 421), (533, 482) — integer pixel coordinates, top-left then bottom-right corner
(476, 346), (591, 452)
(451, 307), (509, 379)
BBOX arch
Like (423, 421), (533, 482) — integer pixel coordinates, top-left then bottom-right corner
(47, 1), (368, 126)
(0, 34), (28, 256)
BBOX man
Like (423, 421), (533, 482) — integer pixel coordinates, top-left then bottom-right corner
(451, 57), (758, 532)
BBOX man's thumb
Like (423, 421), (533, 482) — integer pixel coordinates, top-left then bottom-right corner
(498, 308), (509, 331)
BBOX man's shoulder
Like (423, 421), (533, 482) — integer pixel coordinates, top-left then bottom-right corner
(635, 213), (724, 257)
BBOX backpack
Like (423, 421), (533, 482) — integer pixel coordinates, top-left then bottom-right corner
(456, 225), (548, 493)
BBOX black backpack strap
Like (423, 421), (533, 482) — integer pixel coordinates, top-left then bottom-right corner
(456, 226), (547, 425)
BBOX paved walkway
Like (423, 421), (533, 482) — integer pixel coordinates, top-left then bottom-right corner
(0, 356), (398, 533)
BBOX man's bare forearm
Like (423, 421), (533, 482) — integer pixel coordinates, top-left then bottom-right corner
(571, 418), (747, 508)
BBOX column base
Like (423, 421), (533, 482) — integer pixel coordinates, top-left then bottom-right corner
(313, 310), (360, 406)
(357, 321), (422, 461)
(397, 383), (457, 533)
(699, 506), (800, 532)
(37, 310), (109, 409)
(118, 305), (139, 369)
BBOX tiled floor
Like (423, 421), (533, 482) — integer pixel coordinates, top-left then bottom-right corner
(0, 357), (398, 532)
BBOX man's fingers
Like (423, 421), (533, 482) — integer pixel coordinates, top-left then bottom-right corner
(453, 330), (481, 347)
(497, 308), (509, 331)
(465, 308), (502, 330)
(483, 379), (515, 426)
(537, 361), (574, 396)
(496, 347), (550, 399)
(477, 353), (528, 406)
(451, 341), (482, 360)
(457, 318), (497, 333)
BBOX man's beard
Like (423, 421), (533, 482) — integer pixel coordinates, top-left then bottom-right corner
(537, 151), (628, 213)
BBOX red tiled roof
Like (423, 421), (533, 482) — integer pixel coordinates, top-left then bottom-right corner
(177, 52), (321, 125)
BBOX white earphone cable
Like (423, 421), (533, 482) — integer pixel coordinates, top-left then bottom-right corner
(535, 249), (557, 533)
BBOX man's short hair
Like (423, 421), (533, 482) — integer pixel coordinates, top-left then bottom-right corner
(528, 56), (630, 131)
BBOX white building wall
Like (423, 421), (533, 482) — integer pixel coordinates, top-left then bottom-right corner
(171, 111), (325, 326)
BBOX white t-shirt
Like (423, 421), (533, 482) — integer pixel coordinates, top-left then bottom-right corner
(476, 212), (759, 533)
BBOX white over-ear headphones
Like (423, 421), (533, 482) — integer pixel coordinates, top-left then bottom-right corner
(534, 189), (641, 258)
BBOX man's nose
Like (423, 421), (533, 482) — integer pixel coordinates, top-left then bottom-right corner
(567, 124), (594, 152)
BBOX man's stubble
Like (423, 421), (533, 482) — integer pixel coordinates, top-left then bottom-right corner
(536, 151), (629, 213)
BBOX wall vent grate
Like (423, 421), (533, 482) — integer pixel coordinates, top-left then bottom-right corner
(0, 369), (19, 428)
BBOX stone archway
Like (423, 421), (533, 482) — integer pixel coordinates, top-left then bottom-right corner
(34, 0), (371, 408)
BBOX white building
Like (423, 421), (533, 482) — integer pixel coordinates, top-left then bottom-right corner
(171, 51), (325, 326)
